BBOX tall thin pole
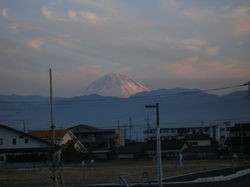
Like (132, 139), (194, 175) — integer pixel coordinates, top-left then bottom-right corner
(129, 117), (132, 140)
(145, 115), (151, 140)
(248, 81), (250, 97)
(117, 120), (120, 130)
(156, 103), (163, 187)
(49, 69), (58, 187)
(145, 103), (163, 187)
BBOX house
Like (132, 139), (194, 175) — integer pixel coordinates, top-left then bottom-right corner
(0, 124), (55, 163)
(182, 133), (217, 159)
(184, 134), (212, 147)
(28, 129), (87, 153)
(225, 123), (250, 155)
(69, 124), (125, 150)
(144, 139), (187, 159)
(116, 142), (146, 159)
(68, 124), (125, 160)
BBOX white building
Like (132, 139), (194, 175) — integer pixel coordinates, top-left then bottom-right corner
(144, 122), (233, 146)
(0, 124), (53, 163)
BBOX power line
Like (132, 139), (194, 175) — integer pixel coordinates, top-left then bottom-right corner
(0, 82), (248, 106)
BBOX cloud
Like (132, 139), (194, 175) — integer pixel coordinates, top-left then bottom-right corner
(160, 58), (250, 81)
(67, 10), (103, 24)
(166, 1), (250, 36)
(67, 10), (78, 20)
(2, 8), (9, 18)
(205, 47), (221, 56)
(41, 5), (65, 22)
(183, 39), (207, 46)
(79, 11), (100, 24)
(182, 39), (207, 51)
(54, 65), (106, 96)
(223, 6), (250, 36)
(26, 38), (46, 49)
(68, 0), (116, 13)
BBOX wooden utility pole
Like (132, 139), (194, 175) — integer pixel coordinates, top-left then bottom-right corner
(49, 69), (64, 187)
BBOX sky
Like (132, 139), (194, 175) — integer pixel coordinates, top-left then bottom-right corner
(0, 0), (249, 97)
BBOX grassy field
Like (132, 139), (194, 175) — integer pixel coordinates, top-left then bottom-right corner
(0, 159), (249, 186)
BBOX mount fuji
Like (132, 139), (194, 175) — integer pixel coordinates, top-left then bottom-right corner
(83, 73), (149, 98)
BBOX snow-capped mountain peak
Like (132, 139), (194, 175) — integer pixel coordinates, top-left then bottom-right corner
(83, 73), (149, 97)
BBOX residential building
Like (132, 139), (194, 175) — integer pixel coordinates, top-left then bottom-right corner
(0, 124), (54, 163)
(116, 142), (145, 159)
(69, 124), (125, 160)
(28, 129), (87, 153)
(144, 122), (232, 146)
(184, 134), (212, 147)
(226, 123), (250, 155)
(69, 124), (125, 150)
(144, 139), (187, 159)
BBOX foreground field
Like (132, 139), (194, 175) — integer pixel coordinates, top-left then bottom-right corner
(0, 159), (249, 186)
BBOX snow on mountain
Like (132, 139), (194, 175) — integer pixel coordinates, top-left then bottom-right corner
(83, 73), (150, 98)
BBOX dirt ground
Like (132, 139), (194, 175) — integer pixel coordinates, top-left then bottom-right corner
(0, 159), (249, 186)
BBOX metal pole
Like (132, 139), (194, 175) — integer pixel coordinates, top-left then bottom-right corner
(248, 81), (250, 97)
(49, 69), (58, 187)
(156, 103), (163, 187)
(145, 115), (150, 141)
(129, 117), (132, 140)
(145, 104), (163, 187)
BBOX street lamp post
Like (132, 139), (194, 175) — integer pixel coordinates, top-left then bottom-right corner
(145, 103), (163, 187)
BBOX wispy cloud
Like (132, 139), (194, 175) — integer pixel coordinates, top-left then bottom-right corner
(161, 58), (250, 81)
(79, 10), (100, 24)
(41, 5), (65, 22)
(182, 39), (207, 51)
(223, 6), (250, 36)
(205, 47), (221, 57)
(26, 38), (46, 49)
(2, 8), (9, 18)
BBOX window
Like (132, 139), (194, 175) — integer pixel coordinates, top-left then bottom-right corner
(24, 139), (28, 144)
(0, 156), (4, 161)
(0, 138), (3, 145)
(12, 138), (16, 145)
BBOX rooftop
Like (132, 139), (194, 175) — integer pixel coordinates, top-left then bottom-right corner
(28, 129), (68, 139)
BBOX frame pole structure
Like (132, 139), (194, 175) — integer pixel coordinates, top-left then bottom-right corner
(145, 103), (163, 187)
(50, 68), (58, 187)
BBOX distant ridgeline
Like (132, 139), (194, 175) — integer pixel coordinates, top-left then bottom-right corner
(0, 89), (249, 140)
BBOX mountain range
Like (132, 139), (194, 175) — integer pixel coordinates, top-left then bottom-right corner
(0, 73), (249, 139)
(0, 88), (249, 140)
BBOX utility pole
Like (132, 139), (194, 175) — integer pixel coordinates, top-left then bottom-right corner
(49, 68), (58, 187)
(117, 120), (120, 130)
(145, 103), (163, 187)
(248, 81), (250, 97)
(145, 115), (151, 141)
(49, 69), (64, 187)
(129, 117), (132, 140)
(22, 120), (26, 132)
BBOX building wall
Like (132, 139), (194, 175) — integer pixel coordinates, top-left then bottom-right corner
(187, 139), (211, 146)
(145, 124), (232, 146)
(0, 127), (49, 149)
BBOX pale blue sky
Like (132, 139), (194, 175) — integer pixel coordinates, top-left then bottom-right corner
(0, 0), (249, 97)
